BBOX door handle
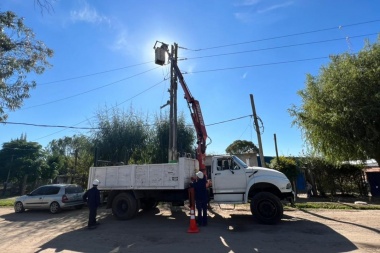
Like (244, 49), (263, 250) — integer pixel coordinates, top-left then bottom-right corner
(215, 173), (221, 175)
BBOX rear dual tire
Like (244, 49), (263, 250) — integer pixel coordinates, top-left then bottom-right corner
(112, 192), (138, 220)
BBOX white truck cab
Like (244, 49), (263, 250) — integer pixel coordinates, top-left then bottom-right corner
(209, 155), (294, 224)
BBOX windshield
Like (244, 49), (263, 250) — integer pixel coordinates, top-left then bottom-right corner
(233, 156), (248, 168)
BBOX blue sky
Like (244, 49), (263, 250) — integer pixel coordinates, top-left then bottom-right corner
(1, 0), (379, 157)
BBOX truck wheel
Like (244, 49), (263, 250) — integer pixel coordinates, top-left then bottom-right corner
(112, 192), (138, 220)
(250, 192), (283, 225)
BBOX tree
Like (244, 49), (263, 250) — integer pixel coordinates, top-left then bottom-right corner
(225, 140), (259, 154)
(46, 135), (93, 185)
(150, 112), (195, 164)
(34, 0), (55, 14)
(289, 37), (380, 164)
(0, 11), (53, 121)
(269, 156), (298, 184)
(92, 107), (195, 165)
(0, 136), (48, 194)
(92, 107), (150, 165)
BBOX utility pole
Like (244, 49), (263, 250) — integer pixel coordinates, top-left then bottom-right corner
(168, 43), (178, 162)
(250, 94), (266, 167)
(274, 133), (279, 160)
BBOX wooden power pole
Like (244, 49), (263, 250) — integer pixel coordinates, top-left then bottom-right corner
(168, 43), (178, 162)
(250, 94), (266, 167)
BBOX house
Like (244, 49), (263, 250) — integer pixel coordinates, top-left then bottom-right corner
(363, 160), (380, 197)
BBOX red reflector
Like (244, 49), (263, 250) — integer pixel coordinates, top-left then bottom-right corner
(62, 195), (68, 203)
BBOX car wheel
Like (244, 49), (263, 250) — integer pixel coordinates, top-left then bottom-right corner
(50, 202), (61, 214)
(14, 201), (25, 213)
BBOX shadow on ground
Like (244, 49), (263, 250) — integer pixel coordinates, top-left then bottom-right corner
(26, 205), (359, 253)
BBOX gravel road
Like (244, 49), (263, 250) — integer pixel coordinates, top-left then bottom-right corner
(0, 203), (379, 253)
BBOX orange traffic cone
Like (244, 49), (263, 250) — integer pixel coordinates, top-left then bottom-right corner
(187, 207), (199, 233)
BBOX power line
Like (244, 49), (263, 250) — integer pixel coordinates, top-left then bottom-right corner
(22, 53), (334, 111)
(32, 20), (379, 87)
(1, 122), (98, 130)
(186, 56), (330, 74)
(19, 53), (353, 112)
(39, 61), (154, 85)
(22, 66), (160, 110)
(182, 19), (380, 51)
(183, 33), (378, 60)
(31, 78), (167, 141)
(2, 114), (253, 131)
(206, 115), (252, 126)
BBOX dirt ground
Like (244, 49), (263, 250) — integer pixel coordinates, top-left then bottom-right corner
(0, 201), (379, 253)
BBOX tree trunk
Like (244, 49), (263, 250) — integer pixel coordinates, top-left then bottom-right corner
(20, 174), (28, 195)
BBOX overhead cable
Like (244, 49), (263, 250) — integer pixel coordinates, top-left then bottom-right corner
(39, 61), (154, 85)
(22, 66), (160, 110)
(182, 19), (380, 51)
(184, 33), (378, 60)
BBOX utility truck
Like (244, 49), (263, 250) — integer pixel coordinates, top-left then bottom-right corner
(88, 154), (294, 224)
(86, 42), (294, 225)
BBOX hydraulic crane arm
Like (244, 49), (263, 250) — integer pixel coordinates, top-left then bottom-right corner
(154, 42), (208, 171)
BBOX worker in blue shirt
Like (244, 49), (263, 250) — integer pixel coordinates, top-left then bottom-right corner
(83, 179), (101, 229)
(191, 171), (208, 226)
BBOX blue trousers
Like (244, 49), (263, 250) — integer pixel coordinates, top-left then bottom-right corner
(88, 207), (97, 226)
(196, 200), (208, 226)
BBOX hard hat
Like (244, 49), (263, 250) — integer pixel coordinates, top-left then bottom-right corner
(196, 171), (204, 179)
(93, 179), (100, 186)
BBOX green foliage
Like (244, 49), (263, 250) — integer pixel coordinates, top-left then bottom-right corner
(92, 107), (195, 165)
(0, 11), (53, 121)
(0, 197), (15, 207)
(269, 156), (298, 181)
(291, 202), (380, 210)
(301, 156), (366, 197)
(150, 112), (195, 164)
(289, 37), (380, 164)
(225, 140), (259, 154)
(93, 107), (150, 165)
(0, 136), (48, 194)
(45, 135), (93, 186)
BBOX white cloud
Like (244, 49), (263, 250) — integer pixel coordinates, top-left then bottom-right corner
(242, 72), (248, 79)
(257, 1), (294, 14)
(234, 1), (295, 23)
(110, 29), (134, 56)
(70, 2), (110, 24)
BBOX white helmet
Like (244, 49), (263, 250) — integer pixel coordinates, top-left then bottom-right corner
(93, 179), (100, 186)
(196, 171), (204, 179)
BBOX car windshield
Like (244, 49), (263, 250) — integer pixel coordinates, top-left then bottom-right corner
(233, 156), (248, 168)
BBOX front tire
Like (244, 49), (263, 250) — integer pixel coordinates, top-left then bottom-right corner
(49, 202), (61, 214)
(250, 192), (283, 225)
(112, 192), (138, 220)
(14, 201), (25, 213)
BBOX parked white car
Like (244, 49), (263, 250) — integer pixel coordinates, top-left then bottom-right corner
(14, 184), (85, 214)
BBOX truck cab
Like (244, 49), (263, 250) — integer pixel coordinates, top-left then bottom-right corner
(209, 155), (294, 224)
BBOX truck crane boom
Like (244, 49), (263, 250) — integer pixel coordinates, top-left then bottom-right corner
(154, 41), (208, 171)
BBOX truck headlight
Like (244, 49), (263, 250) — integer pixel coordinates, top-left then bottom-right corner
(286, 183), (292, 189)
